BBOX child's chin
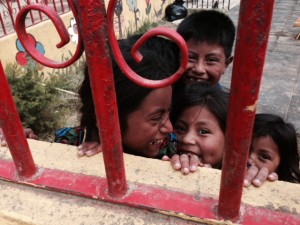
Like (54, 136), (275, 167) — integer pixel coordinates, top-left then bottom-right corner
(145, 147), (160, 158)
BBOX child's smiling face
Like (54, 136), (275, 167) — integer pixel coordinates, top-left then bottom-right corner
(122, 86), (173, 158)
(174, 105), (225, 168)
(183, 40), (232, 86)
(249, 136), (281, 173)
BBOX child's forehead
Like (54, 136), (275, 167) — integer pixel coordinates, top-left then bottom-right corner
(186, 39), (226, 56)
(187, 39), (224, 48)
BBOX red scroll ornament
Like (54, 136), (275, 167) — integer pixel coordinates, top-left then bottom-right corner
(15, 1), (84, 68)
(12, 0), (188, 195)
(15, 0), (188, 87)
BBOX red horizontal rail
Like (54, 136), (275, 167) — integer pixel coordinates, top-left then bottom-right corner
(1, 159), (299, 225)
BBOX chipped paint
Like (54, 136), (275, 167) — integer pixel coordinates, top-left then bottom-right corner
(244, 101), (257, 112)
(0, 140), (299, 224)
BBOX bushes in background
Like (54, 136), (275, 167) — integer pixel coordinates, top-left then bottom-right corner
(5, 60), (84, 141)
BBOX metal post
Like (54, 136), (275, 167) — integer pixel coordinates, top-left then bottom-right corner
(0, 62), (36, 178)
(218, 0), (275, 220)
(76, 0), (127, 197)
(0, 14), (7, 35)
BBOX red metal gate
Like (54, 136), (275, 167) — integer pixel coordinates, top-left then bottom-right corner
(0, 0), (299, 224)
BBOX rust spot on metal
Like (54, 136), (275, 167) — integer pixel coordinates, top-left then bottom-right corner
(244, 101), (257, 112)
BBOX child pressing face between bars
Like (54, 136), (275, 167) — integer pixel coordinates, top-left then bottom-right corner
(247, 113), (300, 184)
(170, 10), (278, 186)
(166, 83), (279, 187)
(78, 36), (178, 158)
(167, 82), (228, 171)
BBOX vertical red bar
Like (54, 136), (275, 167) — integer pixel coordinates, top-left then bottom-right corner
(36, 0), (43, 20)
(26, 0), (35, 24)
(52, 0), (57, 12)
(76, 0), (127, 197)
(6, 0), (15, 29)
(17, 0), (22, 10)
(0, 62), (36, 178)
(0, 14), (7, 36)
(218, 0), (275, 220)
(60, 0), (65, 13)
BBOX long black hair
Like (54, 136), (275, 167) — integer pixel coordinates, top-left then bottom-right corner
(252, 114), (300, 183)
(79, 35), (179, 145)
(171, 82), (229, 133)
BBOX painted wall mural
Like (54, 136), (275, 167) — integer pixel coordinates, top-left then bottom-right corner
(15, 34), (45, 70)
(66, 0), (170, 42)
(68, 18), (79, 44)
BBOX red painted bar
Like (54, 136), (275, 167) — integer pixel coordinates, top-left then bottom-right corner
(17, 0), (22, 10)
(60, 0), (65, 13)
(218, 0), (275, 220)
(36, 0), (43, 20)
(25, 0), (35, 25)
(0, 14), (6, 35)
(5, 0), (15, 29)
(1, 159), (299, 225)
(52, 0), (57, 12)
(0, 62), (36, 178)
(76, 0), (127, 197)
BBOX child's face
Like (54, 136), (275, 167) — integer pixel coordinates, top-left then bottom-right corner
(249, 136), (280, 173)
(122, 86), (173, 158)
(174, 105), (225, 167)
(183, 40), (232, 86)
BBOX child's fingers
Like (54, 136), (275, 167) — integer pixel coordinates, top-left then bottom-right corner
(77, 141), (101, 157)
(267, 172), (278, 181)
(85, 144), (102, 157)
(202, 164), (212, 168)
(244, 165), (259, 187)
(179, 154), (190, 175)
(189, 154), (200, 172)
(170, 154), (181, 170)
(252, 167), (269, 187)
(161, 155), (170, 161)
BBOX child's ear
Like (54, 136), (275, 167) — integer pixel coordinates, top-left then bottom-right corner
(226, 56), (234, 66)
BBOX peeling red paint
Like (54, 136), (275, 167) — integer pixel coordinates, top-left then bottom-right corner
(218, 0), (275, 220)
(1, 159), (300, 224)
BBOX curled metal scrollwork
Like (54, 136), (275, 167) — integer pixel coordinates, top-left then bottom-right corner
(15, 0), (84, 68)
(15, 0), (188, 88)
(107, 0), (188, 88)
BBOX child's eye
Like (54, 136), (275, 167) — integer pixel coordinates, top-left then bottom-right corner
(188, 55), (197, 62)
(174, 125), (186, 133)
(198, 129), (209, 134)
(258, 153), (271, 161)
(151, 115), (163, 124)
(207, 57), (219, 63)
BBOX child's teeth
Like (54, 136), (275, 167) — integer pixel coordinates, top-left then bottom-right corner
(150, 139), (164, 145)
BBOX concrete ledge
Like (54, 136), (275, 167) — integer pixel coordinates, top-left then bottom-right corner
(0, 140), (299, 224)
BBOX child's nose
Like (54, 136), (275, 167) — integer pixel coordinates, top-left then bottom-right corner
(193, 60), (207, 74)
(181, 131), (197, 145)
(248, 154), (256, 166)
(160, 118), (173, 134)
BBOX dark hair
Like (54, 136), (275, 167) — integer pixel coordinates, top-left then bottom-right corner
(118, 34), (180, 74)
(252, 114), (300, 183)
(79, 35), (178, 143)
(177, 10), (236, 58)
(171, 82), (229, 134)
